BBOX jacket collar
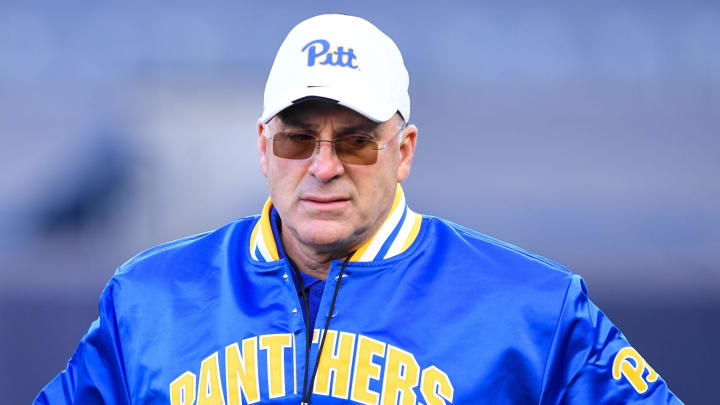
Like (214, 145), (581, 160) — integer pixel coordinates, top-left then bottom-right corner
(249, 184), (422, 263)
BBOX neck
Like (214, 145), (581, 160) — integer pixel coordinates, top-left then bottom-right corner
(280, 226), (354, 280)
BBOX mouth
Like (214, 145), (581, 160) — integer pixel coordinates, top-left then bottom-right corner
(300, 196), (350, 210)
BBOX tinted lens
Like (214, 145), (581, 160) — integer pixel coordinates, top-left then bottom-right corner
(270, 133), (379, 165)
(272, 133), (316, 159)
(335, 137), (379, 165)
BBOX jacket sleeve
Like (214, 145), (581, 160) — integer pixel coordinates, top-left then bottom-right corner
(539, 274), (683, 404)
(34, 280), (131, 404)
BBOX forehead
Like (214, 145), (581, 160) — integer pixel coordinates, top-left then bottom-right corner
(274, 100), (378, 131)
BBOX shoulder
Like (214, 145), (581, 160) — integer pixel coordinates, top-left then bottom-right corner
(413, 216), (587, 365)
(110, 215), (259, 287)
(96, 216), (261, 326)
(420, 215), (574, 281)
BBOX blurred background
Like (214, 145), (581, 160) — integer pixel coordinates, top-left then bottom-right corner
(1, 0), (718, 402)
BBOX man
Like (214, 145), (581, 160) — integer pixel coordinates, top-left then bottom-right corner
(36, 14), (682, 404)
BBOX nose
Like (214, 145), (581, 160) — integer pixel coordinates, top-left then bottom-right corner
(308, 140), (345, 181)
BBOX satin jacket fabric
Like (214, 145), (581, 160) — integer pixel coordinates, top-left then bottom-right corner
(35, 186), (682, 404)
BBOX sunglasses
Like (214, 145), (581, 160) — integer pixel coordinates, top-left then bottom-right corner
(266, 123), (407, 165)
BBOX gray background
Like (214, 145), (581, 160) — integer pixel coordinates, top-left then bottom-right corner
(1, 1), (718, 403)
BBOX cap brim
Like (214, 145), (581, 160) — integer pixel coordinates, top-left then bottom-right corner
(260, 85), (396, 124)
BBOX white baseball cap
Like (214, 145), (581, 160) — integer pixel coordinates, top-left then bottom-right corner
(260, 14), (410, 124)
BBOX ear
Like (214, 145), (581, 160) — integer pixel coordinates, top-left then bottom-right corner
(257, 119), (269, 177)
(396, 124), (418, 183)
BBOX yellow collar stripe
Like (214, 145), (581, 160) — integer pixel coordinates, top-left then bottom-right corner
(401, 211), (423, 252)
(259, 199), (280, 261)
(384, 208), (421, 259)
(250, 198), (279, 262)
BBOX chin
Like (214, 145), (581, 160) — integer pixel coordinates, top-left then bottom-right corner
(302, 229), (350, 248)
(297, 222), (357, 251)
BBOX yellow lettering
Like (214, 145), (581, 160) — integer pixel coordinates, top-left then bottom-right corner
(351, 335), (386, 405)
(420, 366), (454, 405)
(198, 352), (225, 405)
(170, 371), (196, 405)
(313, 330), (356, 398)
(381, 345), (420, 405)
(259, 334), (292, 398)
(225, 338), (260, 404)
(612, 346), (659, 394)
(170, 333), (454, 405)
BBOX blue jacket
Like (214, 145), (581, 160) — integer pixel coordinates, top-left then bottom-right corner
(36, 186), (682, 404)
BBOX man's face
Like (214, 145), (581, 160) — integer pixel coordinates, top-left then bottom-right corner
(258, 101), (417, 255)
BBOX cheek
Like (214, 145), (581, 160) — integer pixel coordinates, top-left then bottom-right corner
(267, 159), (306, 206)
(352, 167), (397, 210)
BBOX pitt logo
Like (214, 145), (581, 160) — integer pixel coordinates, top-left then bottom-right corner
(169, 330), (454, 405)
(301, 39), (359, 69)
(612, 346), (659, 394)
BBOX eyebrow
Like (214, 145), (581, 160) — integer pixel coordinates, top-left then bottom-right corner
(338, 122), (379, 135)
(279, 117), (379, 136)
(279, 117), (318, 130)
